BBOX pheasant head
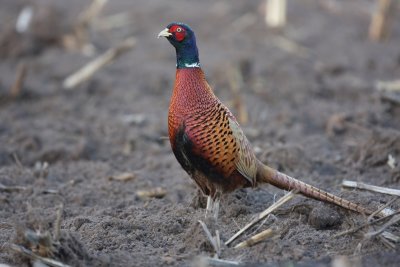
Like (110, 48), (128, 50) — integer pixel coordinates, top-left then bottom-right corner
(158, 22), (200, 68)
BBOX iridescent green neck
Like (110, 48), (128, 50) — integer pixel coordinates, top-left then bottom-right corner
(175, 43), (200, 69)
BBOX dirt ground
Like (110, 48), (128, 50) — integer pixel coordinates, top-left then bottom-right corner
(1, 0), (400, 266)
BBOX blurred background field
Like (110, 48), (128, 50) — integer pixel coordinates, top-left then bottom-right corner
(0, 0), (400, 266)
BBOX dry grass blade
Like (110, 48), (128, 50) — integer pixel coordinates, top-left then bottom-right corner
(215, 230), (221, 253)
(203, 257), (240, 266)
(342, 180), (400, 197)
(381, 231), (400, 243)
(335, 197), (398, 238)
(10, 62), (27, 98)
(368, 197), (398, 221)
(53, 204), (64, 242)
(378, 234), (396, 249)
(12, 153), (24, 169)
(368, 196), (398, 222)
(34, 161), (49, 179)
(8, 243), (71, 267)
(225, 190), (297, 246)
(380, 92), (400, 105)
(335, 210), (400, 238)
(234, 227), (275, 249)
(198, 220), (221, 257)
(0, 183), (27, 192)
(364, 214), (400, 239)
(63, 37), (136, 89)
(136, 187), (166, 198)
(24, 230), (56, 257)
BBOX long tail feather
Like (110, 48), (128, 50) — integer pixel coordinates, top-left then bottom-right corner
(256, 161), (373, 215)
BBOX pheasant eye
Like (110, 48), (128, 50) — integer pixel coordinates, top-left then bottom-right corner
(172, 26), (186, 42)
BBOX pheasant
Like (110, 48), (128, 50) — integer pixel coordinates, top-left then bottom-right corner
(158, 22), (374, 218)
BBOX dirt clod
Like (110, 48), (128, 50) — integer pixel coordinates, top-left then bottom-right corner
(308, 205), (343, 230)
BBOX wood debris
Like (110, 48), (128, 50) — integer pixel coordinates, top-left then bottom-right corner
(376, 79), (400, 105)
(7, 204), (67, 267)
(10, 62), (27, 98)
(380, 92), (400, 105)
(364, 214), (400, 240)
(342, 180), (400, 197)
(108, 172), (136, 182)
(331, 256), (354, 267)
(24, 230), (56, 257)
(8, 243), (71, 267)
(376, 80), (400, 92)
(265, 0), (287, 28)
(62, 0), (108, 54)
(136, 187), (166, 198)
(368, 197), (398, 220)
(234, 227), (275, 249)
(387, 154), (397, 169)
(202, 257), (240, 266)
(369, 0), (394, 41)
(334, 196), (399, 246)
(78, 0), (108, 26)
(0, 183), (27, 192)
(380, 231), (400, 243)
(15, 6), (33, 33)
(335, 209), (400, 238)
(225, 190), (297, 246)
(63, 37), (136, 89)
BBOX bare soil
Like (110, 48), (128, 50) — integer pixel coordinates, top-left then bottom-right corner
(1, 0), (400, 266)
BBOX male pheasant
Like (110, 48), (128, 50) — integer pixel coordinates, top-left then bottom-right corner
(158, 22), (373, 218)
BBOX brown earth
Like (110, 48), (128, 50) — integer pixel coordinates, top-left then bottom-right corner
(1, 0), (400, 266)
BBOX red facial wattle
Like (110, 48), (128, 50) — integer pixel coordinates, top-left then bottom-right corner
(169, 25), (186, 42)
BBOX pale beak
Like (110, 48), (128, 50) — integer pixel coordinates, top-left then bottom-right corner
(157, 28), (172, 38)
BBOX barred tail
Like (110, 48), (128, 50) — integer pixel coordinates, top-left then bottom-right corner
(256, 162), (373, 215)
